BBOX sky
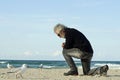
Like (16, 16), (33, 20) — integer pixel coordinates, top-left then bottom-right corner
(0, 0), (120, 61)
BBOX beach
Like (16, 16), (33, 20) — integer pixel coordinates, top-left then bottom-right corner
(0, 68), (120, 80)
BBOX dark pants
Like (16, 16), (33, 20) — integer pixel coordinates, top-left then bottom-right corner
(63, 48), (93, 75)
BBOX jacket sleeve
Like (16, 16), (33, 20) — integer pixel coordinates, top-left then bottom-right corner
(64, 34), (74, 49)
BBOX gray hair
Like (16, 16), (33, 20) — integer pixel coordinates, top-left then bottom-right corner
(54, 23), (67, 33)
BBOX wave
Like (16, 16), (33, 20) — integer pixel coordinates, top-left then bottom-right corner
(38, 65), (55, 69)
(94, 63), (120, 69)
(0, 61), (7, 64)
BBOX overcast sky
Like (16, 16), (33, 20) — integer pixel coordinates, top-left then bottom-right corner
(0, 0), (120, 61)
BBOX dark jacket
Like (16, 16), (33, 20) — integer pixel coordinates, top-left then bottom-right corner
(64, 28), (93, 53)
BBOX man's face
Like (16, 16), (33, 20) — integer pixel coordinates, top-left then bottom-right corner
(55, 30), (65, 38)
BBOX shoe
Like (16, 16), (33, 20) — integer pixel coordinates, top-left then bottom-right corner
(64, 70), (78, 76)
(100, 65), (109, 76)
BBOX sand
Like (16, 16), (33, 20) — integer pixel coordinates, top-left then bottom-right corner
(0, 68), (120, 80)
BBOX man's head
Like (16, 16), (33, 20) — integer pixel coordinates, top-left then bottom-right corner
(54, 23), (67, 38)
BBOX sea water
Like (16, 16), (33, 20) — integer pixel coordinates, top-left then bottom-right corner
(0, 60), (120, 69)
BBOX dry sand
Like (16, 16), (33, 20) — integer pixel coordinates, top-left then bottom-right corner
(0, 68), (120, 80)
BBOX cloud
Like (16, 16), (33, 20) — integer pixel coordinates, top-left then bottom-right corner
(24, 51), (33, 56)
(82, 1), (104, 7)
(0, 16), (10, 24)
(24, 51), (39, 56)
(53, 51), (62, 57)
(73, 1), (105, 8)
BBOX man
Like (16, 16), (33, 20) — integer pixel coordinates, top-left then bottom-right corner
(54, 23), (109, 76)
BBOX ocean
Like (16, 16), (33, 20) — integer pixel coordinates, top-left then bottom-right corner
(0, 60), (120, 69)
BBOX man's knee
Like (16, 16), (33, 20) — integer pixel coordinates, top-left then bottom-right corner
(62, 48), (66, 54)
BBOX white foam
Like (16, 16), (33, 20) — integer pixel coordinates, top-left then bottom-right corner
(42, 65), (55, 69)
(94, 63), (120, 69)
(0, 61), (7, 64)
